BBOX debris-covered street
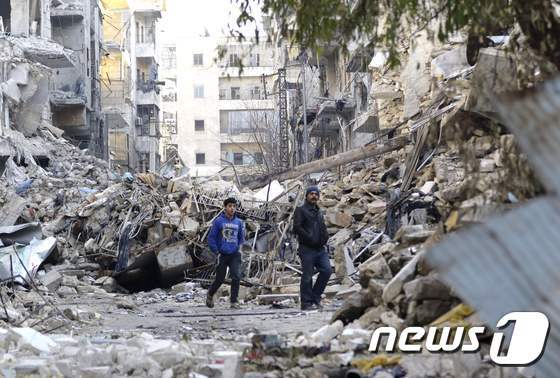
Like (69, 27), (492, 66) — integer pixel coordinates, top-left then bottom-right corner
(1, 0), (560, 377)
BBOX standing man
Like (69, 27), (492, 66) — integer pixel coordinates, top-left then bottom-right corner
(206, 197), (245, 309)
(293, 186), (332, 310)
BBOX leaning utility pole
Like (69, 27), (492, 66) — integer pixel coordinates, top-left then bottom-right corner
(277, 68), (290, 169)
(300, 51), (309, 164)
(244, 136), (408, 189)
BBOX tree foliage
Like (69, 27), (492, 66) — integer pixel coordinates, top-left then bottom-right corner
(233, 0), (560, 70)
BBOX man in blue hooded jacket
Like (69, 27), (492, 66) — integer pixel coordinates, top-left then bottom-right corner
(206, 197), (245, 309)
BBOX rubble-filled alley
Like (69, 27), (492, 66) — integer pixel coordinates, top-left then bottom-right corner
(1, 0), (560, 377)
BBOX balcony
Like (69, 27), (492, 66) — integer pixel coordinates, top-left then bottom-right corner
(50, 90), (86, 108)
(133, 0), (164, 16)
(218, 98), (274, 111)
(135, 135), (159, 154)
(136, 43), (157, 58)
(50, 4), (85, 19)
(136, 83), (161, 107)
(219, 66), (275, 78)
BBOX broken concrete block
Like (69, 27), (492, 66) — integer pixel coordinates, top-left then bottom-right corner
(9, 327), (58, 354)
(40, 270), (63, 291)
(9, 63), (30, 85)
(403, 276), (452, 301)
(94, 276), (117, 292)
(157, 241), (194, 284)
(431, 46), (470, 79)
(359, 253), (393, 284)
(210, 351), (243, 378)
(335, 283), (361, 300)
(84, 238), (96, 252)
(1, 78), (21, 103)
(57, 286), (78, 297)
(380, 311), (404, 330)
(479, 158), (496, 173)
(419, 181), (436, 195)
(62, 275), (81, 288)
(367, 200), (386, 215)
(382, 252), (423, 304)
(311, 320), (344, 344)
(332, 289), (375, 324)
(0, 192), (27, 227)
(358, 305), (385, 328)
(326, 208), (353, 228)
(395, 225), (435, 245)
(328, 228), (353, 248)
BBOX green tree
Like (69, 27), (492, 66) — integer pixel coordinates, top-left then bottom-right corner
(233, 0), (560, 70)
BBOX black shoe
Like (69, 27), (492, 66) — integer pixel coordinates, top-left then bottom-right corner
(301, 303), (317, 311)
(206, 293), (214, 308)
(230, 302), (241, 309)
(314, 302), (324, 310)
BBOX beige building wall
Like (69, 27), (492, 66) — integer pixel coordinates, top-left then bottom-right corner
(173, 36), (222, 177)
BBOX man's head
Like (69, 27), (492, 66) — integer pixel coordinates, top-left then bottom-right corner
(223, 197), (237, 217)
(305, 186), (320, 205)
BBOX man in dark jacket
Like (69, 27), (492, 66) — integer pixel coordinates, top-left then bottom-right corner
(293, 186), (332, 310)
(206, 197), (245, 309)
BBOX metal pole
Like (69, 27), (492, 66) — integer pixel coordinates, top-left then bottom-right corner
(301, 52), (308, 164)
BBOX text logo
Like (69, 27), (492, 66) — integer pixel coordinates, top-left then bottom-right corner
(368, 311), (549, 366)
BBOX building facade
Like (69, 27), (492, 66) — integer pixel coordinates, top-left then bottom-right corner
(166, 34), (276, 178)
(50, 0), (106, 159)
(1, 0), (107, 159)
(101, 0), (163, 173)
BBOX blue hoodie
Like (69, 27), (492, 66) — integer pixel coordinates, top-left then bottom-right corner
(208, 213), (245, 255)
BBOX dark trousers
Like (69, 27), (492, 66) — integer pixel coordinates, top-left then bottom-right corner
(299, 247), (332, 306)
(208, 252), (241, 303)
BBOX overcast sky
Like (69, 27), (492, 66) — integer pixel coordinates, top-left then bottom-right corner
(160, 0), (263, 39)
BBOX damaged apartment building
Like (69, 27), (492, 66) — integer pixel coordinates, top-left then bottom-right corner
(0, 0), (105, 161)
(101, 0), (164, 173)
(270, 26), (380, 165)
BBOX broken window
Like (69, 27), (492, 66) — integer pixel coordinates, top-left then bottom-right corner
(230, 87), (240, 100)
(233, 152), (244, 165)
(229, 54), (240, 67)
(251, 86), (261, 99)
(249, 53), (260, 67)
(195, 153), (206, 165)
(194, 120), (205, 132)
(193, 53), (203, 66)
(0, 1), (10, 33)
(255, 152), (264, 164)
(194, 85), (204, 98)
(162, 47), (176, 69)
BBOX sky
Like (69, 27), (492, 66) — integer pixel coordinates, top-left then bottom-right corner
(160, 0), (263, 40)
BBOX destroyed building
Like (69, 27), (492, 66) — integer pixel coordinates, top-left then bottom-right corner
(49, 0), (105, 159)
(101, 0), (164, 173)
(0, 0), (106, 159)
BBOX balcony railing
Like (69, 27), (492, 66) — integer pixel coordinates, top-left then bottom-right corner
(137, 121), (161, 137)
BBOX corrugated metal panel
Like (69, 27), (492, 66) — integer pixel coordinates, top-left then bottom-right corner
(493, 77), (560, 193)
(427, 197), (560, 376)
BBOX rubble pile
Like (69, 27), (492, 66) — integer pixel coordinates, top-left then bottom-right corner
(241, 36), (544, 377)
(0, 325), (248, 377)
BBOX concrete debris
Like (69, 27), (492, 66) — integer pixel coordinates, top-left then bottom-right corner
(0, 10), (547, 377)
